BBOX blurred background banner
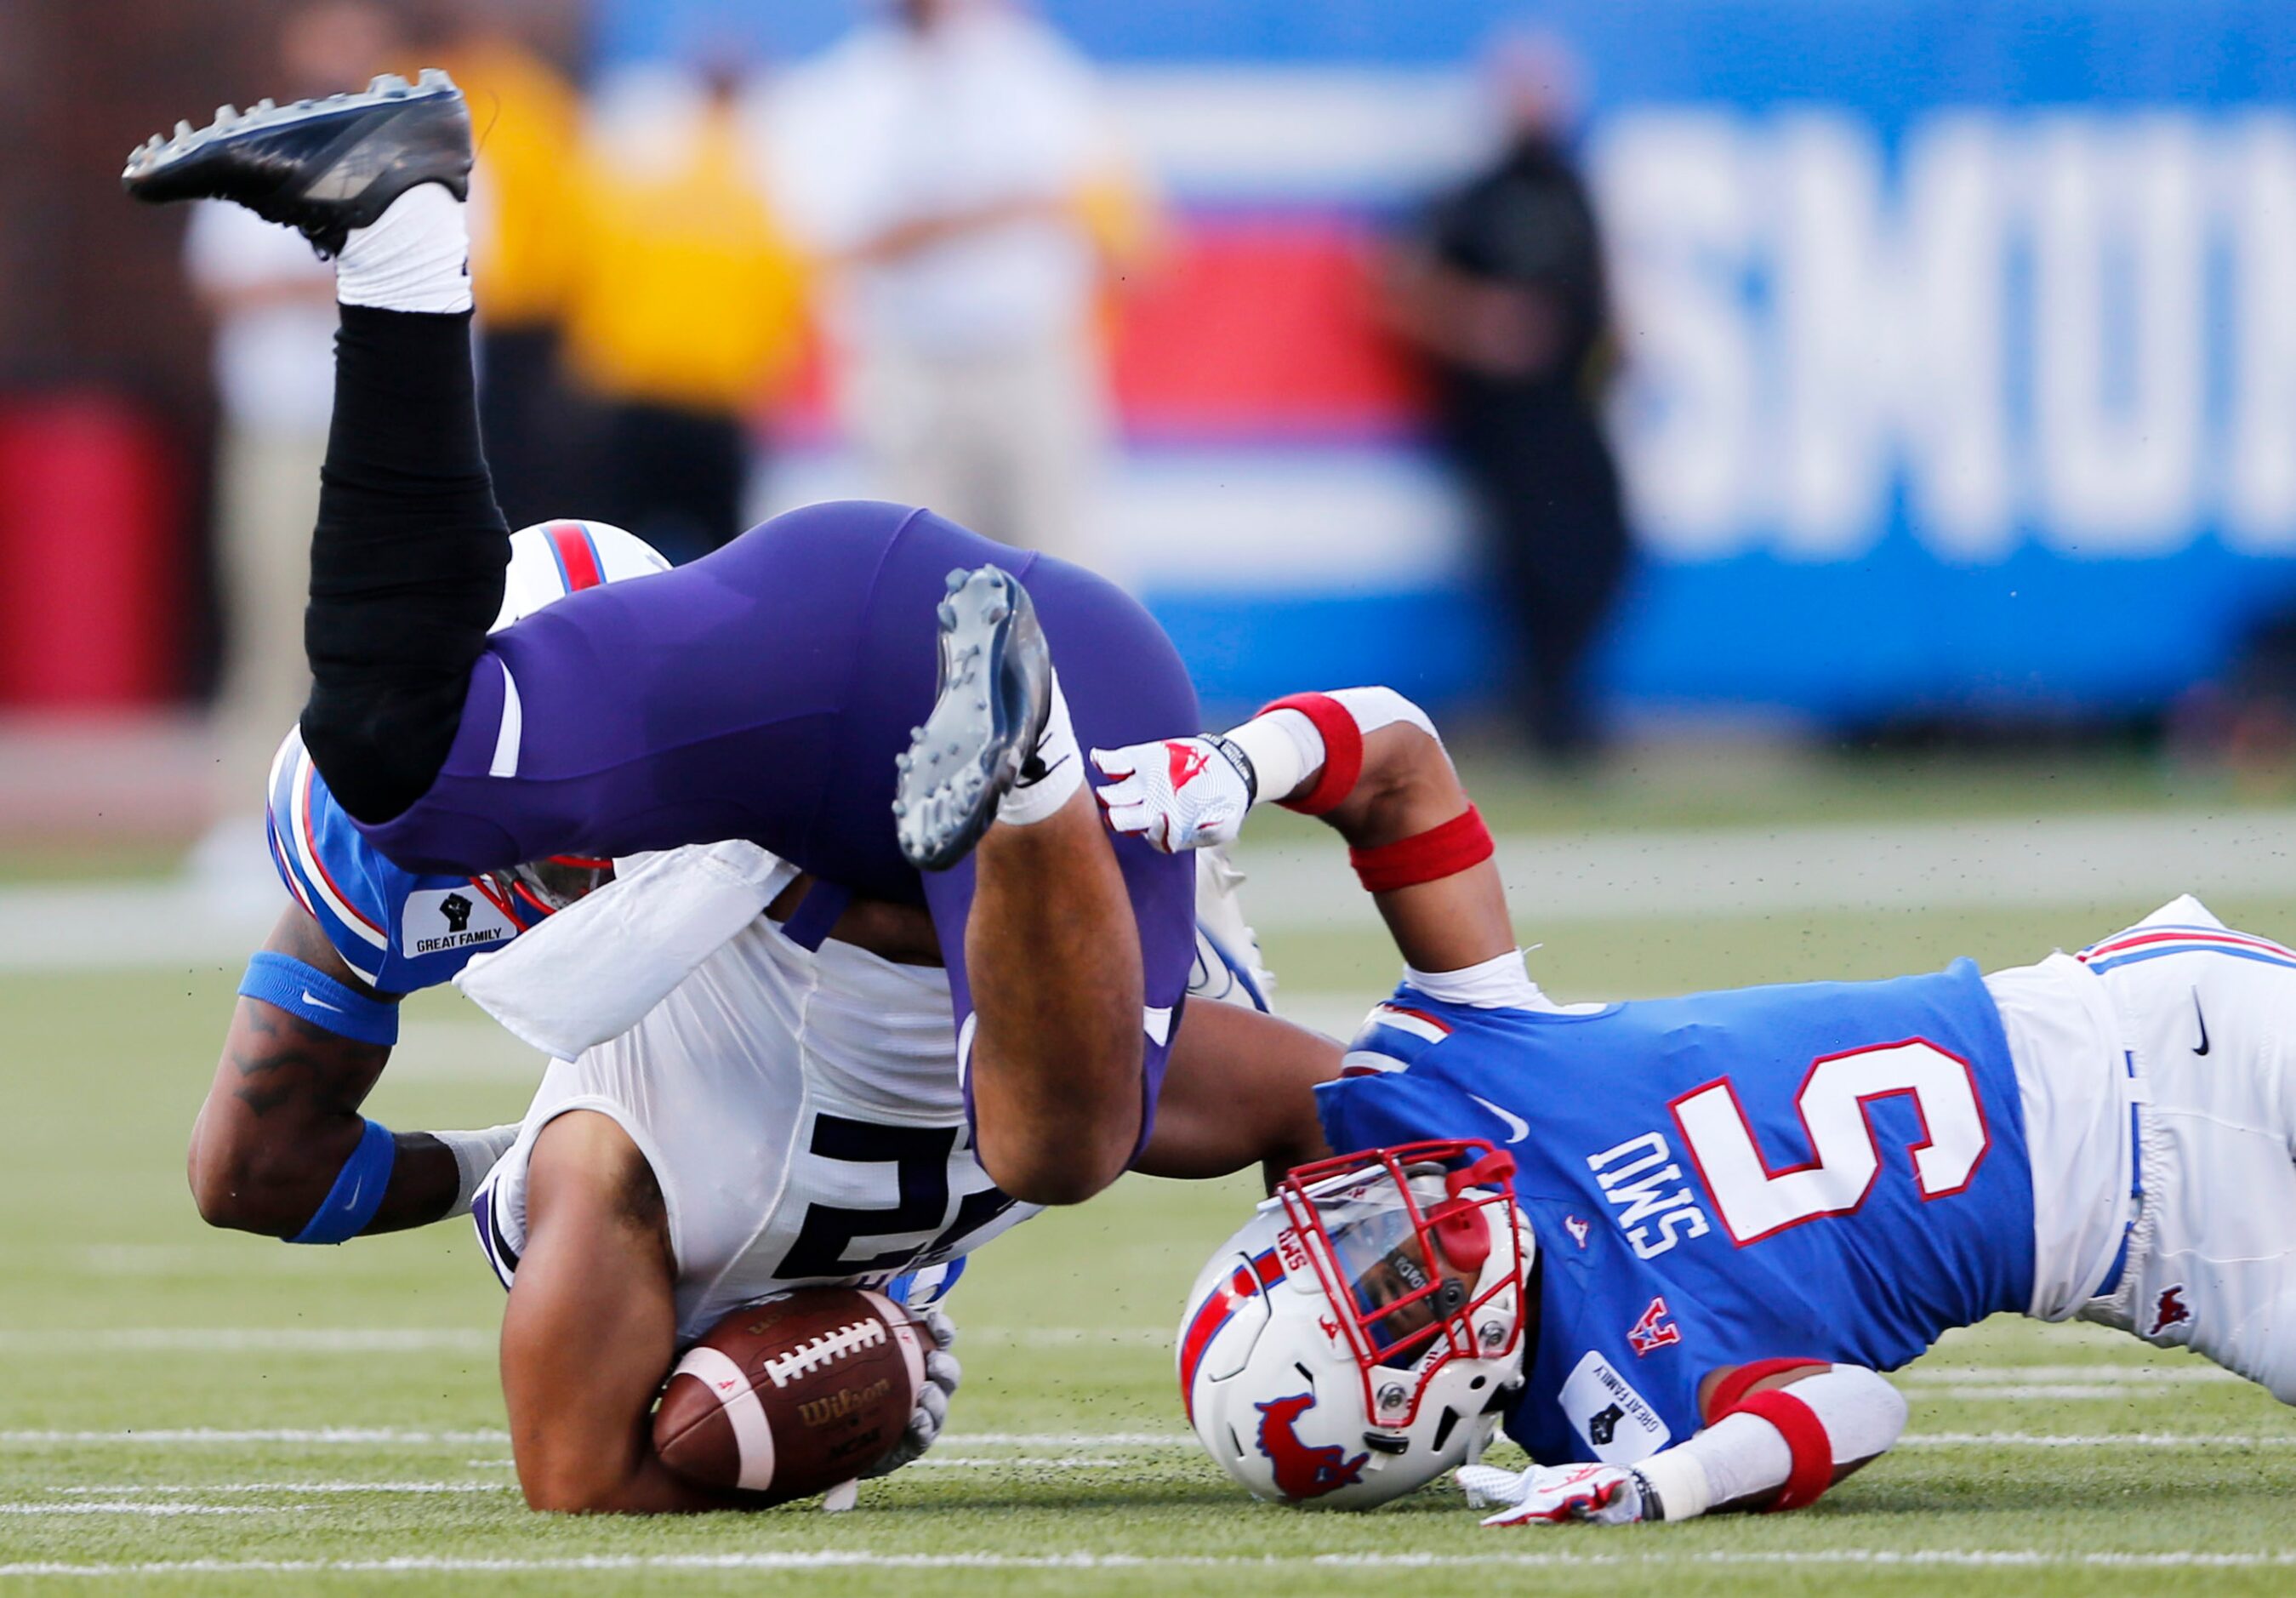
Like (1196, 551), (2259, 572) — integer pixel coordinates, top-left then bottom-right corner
(8, 0), (2296, 743)
(603, 0), (2296, 722)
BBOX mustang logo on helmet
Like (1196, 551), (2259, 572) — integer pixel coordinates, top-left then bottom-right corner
(1255, 1392), (1369, 1500)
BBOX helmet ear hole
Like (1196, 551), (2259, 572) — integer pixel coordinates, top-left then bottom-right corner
(1430, 1407), (1461, 1452)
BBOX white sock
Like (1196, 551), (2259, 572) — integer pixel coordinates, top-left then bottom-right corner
(996, 673), (1083, 826)
(336, 184), (473, 313)
(435, 1122), (521, 1218)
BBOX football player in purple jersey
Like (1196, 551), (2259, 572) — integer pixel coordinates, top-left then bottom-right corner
(1100, 693), (2296, 1525)
(125, 71), (1292, 1215)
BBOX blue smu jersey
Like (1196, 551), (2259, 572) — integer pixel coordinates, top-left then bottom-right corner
(1315, 962), (2034, 1468)
(265, 728), (527, 995)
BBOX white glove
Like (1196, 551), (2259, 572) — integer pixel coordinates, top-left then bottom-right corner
(861, 1305), (960, 1480)
(1090, 735), (1256, 853)
(1458, 1461), (1647, 1527)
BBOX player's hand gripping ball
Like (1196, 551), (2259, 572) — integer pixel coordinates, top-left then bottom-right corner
(1091, 735), (1254, 853)
(652, 1287), (930, 1504)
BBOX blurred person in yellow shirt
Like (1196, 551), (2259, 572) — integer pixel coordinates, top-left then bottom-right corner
(427, 3), (585, 531)
(562, 63), (811, 563)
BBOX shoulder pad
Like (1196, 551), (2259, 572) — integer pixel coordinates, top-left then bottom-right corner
(1341, 996), (1456, 1077)
(265, 728), (526, 992)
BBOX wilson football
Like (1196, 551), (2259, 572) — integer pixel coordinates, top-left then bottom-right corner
(652, 1287), (925, 1504)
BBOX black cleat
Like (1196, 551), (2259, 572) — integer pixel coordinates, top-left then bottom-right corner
(894, 566), (1055, 872)
(122, 69), (470, 257)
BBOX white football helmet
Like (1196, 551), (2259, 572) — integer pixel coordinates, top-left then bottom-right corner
(491, 518), (671, 633)
(486, 520), (670, 913)
(1178, 1141), (1532, 1510)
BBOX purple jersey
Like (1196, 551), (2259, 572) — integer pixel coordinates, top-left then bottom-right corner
(338, 503), (1202, 1150)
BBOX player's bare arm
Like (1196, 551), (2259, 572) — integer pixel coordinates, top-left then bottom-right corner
(1135, 1000), (1337, 1186)
(502, 1108), (960, 1515)
(961, 786), (1147, 1205)
(500, 1110), (743, 1513)
(1093, 688), (1516, 976)
(189, 905), (460, 1237)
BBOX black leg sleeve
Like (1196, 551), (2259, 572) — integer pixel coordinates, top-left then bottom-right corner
(300, 305), (510, 824)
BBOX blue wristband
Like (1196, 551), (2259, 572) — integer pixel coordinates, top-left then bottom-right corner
(288, 1116), (397, 1245)
(886, 1256), (967, 1308)
(238, 952), (399, 1047)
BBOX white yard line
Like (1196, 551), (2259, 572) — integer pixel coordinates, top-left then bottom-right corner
(0, 1429), (511, 1447)
(1898, 1365), (2238, 1384)
(1234, 808), (2296, 931)
(0, 1504), (276, 1517)
(934, 1433), (1193, 1448)
(0, 1429), (1189, 1450)
(1924, 1384), (2233, 1401)
(5, 1549), (2296, 1578)
(9, 808), (2296, 975)
(965, 1327), (1169, 1347)
(11, 1426), (2285, 1452)
(0, 1331), (2245, 1384)
(51, 1483), (508, 1496)
(0, 1330), (489, 1354)
(1901, 1432), (2296, 1447)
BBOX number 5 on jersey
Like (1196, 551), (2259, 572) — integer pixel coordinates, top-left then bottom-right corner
(1671, 1040), (1991, 1246)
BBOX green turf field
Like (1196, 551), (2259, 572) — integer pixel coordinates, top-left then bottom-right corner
(4, 810), (2296, 1590)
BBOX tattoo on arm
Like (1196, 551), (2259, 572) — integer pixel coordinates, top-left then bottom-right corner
(227, 1005), (390, 1120)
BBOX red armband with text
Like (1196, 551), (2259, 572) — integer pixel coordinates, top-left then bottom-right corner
(1256, 693), (1363, 815)
(1347, 806), (1494, 893)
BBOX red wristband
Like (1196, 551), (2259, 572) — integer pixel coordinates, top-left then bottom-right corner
(1256, 693), (1363, 816)
(1347, 806), (1494, 893)
(1729, 1388), (1834, 1513)
(1701, 1358), (1830, 1423)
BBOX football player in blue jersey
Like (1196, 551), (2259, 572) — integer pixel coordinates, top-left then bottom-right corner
(1095, 691), (2296, 1526)
(188, 519), (668, 1246)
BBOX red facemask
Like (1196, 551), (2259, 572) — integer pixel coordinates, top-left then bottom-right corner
(1275, 1139), (1526, 1432)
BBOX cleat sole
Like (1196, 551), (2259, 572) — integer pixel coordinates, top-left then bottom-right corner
(893, 566), (1054, 872)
